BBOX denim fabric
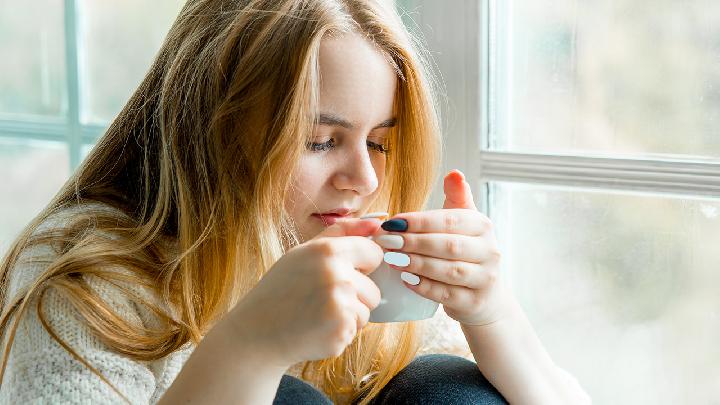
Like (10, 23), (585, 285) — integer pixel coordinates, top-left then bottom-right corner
(273, 374), (333, 405)
(273, 354), (507, 405)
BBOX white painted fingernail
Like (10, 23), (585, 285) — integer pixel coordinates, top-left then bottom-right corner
(400, 272), (420, 285)
(374, 234), (404, 250)
(384, 252), (410, 267)
(361, 212), (389, 220)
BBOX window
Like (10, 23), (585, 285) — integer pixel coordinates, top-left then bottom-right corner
(0, 0), (183, 253)
(400, 0), (720, 402)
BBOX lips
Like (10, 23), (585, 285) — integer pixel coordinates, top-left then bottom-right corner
(311, 208), (355, 226)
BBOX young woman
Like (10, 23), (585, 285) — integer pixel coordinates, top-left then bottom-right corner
(0, 0), (589, 403)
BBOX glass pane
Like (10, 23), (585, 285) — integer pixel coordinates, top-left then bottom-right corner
(81, 143), (95, 160)
(490, 182), (720, 403)
(492, 0), (720, 160)
(0, 0), (66, 117)
(0, 138), (70, 255)
(78, 0), (184, 124)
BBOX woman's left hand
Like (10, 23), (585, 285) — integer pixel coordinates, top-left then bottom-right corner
(377, 170), (507, 326)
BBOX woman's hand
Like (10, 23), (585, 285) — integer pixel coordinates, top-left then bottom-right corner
(227, 219), (384, 367)
(375, 170), (507, 326)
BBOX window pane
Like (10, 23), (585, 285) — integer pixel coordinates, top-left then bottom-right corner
(0, 138), (69, 255)
(81, 143), (95, 160)
(0, 0), (66, 117)
(78, 0), (184, 124)
(490, 182), (720, 403)
(492, 0), (720, 159)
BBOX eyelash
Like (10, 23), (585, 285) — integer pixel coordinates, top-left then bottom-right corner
(306, 138), (389, 154)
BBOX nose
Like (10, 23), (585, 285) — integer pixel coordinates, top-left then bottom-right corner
(331, 141), (379, 196)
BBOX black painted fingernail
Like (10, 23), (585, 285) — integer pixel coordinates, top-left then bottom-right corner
(381, 219), (408, 232)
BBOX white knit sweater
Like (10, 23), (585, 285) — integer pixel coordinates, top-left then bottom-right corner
(1, 206), (469, 404)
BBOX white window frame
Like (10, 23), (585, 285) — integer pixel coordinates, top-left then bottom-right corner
(0, 0), (104, 171)
(4, 0), (719, 193)
(398, 0), (720, 212)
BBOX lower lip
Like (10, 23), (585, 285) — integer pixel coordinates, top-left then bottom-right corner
(312, 214), (348, 226)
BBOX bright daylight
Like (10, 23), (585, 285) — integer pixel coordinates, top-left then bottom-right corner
(1, 1), (718, 404)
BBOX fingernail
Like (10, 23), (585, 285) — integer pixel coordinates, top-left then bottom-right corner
(400, 272), (420, 285)
(374, 235), (404, 250)
(384, 252), (410, 267)
(381, 218), (408, 232)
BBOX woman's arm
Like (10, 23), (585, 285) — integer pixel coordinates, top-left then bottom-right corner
(159, 318), (288, 405)
(461, 291), (591, 405)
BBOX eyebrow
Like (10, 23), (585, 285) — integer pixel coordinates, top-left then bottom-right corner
(316, 113), (397, 130)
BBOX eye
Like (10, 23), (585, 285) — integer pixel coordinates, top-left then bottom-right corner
(367, 140), (389, 154)
(306, 138), (336, 152)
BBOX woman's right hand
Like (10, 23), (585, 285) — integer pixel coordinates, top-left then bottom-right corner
(227, 218), (384, 367)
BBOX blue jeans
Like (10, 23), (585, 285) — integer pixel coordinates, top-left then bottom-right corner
(273, 354), (507, 404)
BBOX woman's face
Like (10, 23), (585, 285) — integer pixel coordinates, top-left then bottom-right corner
(286, 33), (397, 242)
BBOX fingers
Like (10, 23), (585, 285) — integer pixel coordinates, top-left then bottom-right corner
(387, 209), (492, 236)
(379, 233), (497, 263)
(317, 217), (382, 238)
(402, 272), (496, 311)
(308, 236), (384, 275)
(345, 267), (382, 310)
(443, 170), (476, 210)
(387, 254), (494, 289)
(347, 299), (371, 333)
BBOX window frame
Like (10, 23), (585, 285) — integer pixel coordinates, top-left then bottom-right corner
(398, 0), (720, 211)
(3, 0), (719, 194)
(0, 0), (104, 171)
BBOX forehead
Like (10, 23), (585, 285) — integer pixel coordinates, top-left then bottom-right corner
(317, 33), (398, 126)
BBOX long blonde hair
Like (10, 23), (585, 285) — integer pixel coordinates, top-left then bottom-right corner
(0, 0), (440, 403)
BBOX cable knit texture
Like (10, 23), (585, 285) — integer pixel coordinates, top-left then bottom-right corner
(1, 205), (470, 404)
(1, 206), (193, 404)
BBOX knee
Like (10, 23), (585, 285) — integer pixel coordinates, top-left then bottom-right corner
(373, 354), (507, 405)
(273, 375), (333, 405)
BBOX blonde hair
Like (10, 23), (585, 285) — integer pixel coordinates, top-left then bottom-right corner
(0, 0), (440, 403)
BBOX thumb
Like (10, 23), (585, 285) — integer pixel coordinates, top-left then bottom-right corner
(313, 218), (382, 239)
(443, 170), (477, 210)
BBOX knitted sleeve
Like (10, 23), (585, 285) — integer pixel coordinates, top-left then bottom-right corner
(418, 305), (474, 360)
(1, 243), (159, 404)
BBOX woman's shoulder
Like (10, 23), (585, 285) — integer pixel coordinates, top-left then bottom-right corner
(7, 200), (175, 325)
(8, 202), (130, 294)
(1, 202), (191, 403)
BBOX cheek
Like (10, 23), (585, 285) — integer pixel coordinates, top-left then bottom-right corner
(371, 154), (387, 187)
(287, 156), (326, 207)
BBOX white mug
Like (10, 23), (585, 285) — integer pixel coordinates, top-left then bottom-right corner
(361, 213), (439, 323)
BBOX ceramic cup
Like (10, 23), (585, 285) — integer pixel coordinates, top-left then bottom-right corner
(361, 213), (439, 323)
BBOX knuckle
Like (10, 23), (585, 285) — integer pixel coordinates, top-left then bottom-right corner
(485, 269), (499, 287)
(418, 215), (432, 231)
(444, 213), (460, 232)
(311, 239), (337, 258)
(449, 263), (466, 283)
(407, 253), (422, 271)
(331, 280), (353, 299)
(469, 292), (485, 308)
(480, 215), (494, 232)
(445, 237), (462, 256)
(440, 287), (452, 303)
